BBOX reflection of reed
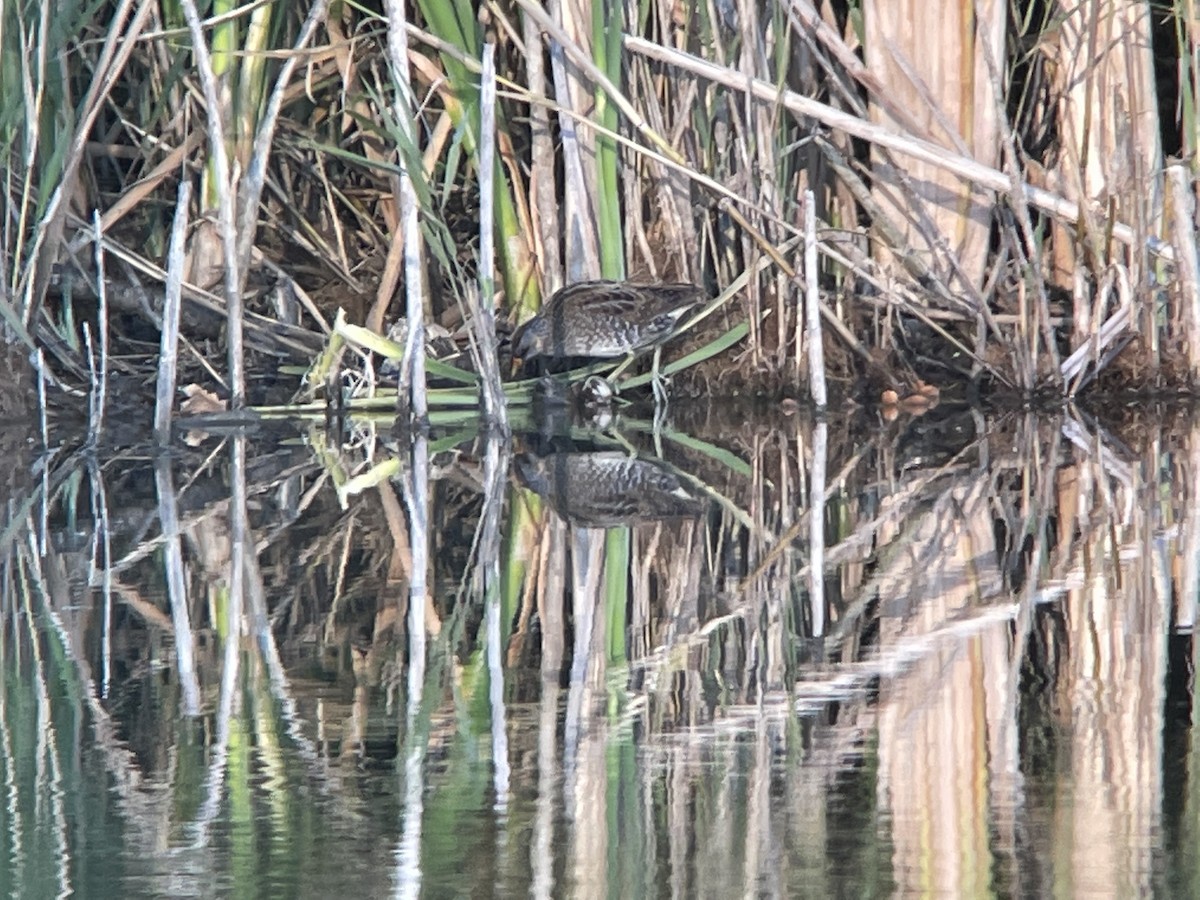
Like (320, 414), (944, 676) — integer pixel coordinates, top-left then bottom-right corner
(520, 410), (1184, 895)
(9, 406), (1200, 895)
(1048, 427), (1167, 898)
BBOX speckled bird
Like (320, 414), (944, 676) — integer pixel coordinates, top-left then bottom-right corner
(511, 280), (706, 401)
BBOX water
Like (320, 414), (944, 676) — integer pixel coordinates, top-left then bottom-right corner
(2, 405), (1199, 897)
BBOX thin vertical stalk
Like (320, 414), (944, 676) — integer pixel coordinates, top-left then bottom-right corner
(22, 0), (152, 329)
(804, 192), (826, 408)
(404, 443), (430, 702)
(413, 0), (541, 319)
(563, 528), (603, 817)
(386, 0), (428, 423)
(523, 6), (562, 296)
(547, 0), (600, 282)
(155, 180), (191, 443)
(181, 0), (245, 407)
(476, 44), (509, 428)
(35, 349), (46, 449)
(593, 0), (624, 278)
(89, 213), (109, 441)
(226, 436), (248, 704)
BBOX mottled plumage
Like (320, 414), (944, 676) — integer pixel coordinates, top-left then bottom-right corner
(512, 280), (707, 362)
(514, 451), (707, 528)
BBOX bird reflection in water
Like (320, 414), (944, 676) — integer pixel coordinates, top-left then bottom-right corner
(513, 450), (707, 529)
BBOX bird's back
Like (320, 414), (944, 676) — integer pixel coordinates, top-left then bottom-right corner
(532, 280), (706, 358)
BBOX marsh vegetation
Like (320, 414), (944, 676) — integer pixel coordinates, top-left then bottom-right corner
(3, 0), (1200, 895)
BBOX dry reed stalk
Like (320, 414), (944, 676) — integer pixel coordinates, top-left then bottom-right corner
(385, 0), (428, 423)
(623, 35), (1170, 261)
(474, 44), (508, 428)
(181, 0), (246, 407)
(35, 350), (47, 449)
(541, 0), (601, 280)
(1167, 164), (1200, 382)
(863, 0), (1005, 290)
(233, 2), (331, 278)
(154, 181), (192, 443)
(521, 6), (562, 295)
(480, 436), (511, 807)
(1049, 0), (1162, 279)
(517, 0), (681, 163)
(89, 213), (109, 441)
(804, 192), (827, 408)
(623, 54), (696, 278)
(22, 0), (154, 330)
(1040, 2), (1162, 389)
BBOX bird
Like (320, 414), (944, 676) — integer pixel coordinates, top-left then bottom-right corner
(513, 450), (707, 528)
(511, 280), (707, 404)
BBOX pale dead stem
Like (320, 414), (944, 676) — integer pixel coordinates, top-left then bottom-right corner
(623, 35), (1170, 263)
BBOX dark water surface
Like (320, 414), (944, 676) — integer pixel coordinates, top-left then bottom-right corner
(3, 405), (1200, 898)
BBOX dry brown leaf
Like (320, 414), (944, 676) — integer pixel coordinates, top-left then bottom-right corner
(180, 384), (226, 415)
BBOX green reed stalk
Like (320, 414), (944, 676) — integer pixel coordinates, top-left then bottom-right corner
(413, 0), (540, 319)
(593, 0), (624, 279)
(207, 0), (238, 206)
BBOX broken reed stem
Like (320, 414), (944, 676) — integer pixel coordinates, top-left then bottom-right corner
(91, 212), (109, 440)
(180, 0), (245, 408)
(385, 0), (427, 423)
(474, 43), (508, 431)
(155, 180), (191, 443)
(804, 191), (827, 409)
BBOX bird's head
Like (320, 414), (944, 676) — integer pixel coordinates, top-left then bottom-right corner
(511, 316), (548, 362)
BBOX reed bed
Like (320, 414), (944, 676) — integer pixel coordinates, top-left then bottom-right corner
(1, 0), (1198, 429)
